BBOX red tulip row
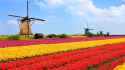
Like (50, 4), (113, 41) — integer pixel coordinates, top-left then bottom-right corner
(0, 43), (125, 70)
(51, 48), (125, 70)
(95, 56), (125, 70)
(0, 35), (124, 48)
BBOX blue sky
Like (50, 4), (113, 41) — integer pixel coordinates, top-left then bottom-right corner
(0, 0), (125, 35)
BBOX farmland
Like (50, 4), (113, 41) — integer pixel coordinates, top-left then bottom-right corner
(0, 35), (125, 70)
(0, 0), (125, 70)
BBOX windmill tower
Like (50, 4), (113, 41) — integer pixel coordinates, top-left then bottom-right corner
(8, 0), (46, 35)
(20, 17), (32, 35)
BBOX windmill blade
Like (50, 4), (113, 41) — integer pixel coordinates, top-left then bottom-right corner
(88, 28), (95, 30)
(30, 18), (46, 21)
(83, 27), (95, 30)
(86, 21), (89, 28)
(84, 18), (89, 28)
(8, 15), (24, 18)
(83, 27), (88, 29)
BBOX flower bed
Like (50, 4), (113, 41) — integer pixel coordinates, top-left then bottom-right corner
(0, 38), (125, 62)
(1, 43), (125, 70)
(0, 36), (124, 48)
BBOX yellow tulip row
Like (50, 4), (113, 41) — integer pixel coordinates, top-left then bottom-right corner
(0, 38), (125, 62)
(114, 63), (125, 70)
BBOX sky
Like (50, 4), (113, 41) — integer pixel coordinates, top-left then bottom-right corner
(0, 0), (125, 35)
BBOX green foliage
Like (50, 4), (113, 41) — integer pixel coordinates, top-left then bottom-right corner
(0, 34), (68, 40)
(46, 34), (57, 38)
(0, 35), (34, 40)
(0, 35), (8, 40)
(46, 34), (68, 38)
(19, 35), (33, 40)
(85, 33), (95, 37)
(7, 35), (20, 40)
(34, 33), (44, 39)
(57, 34), (68, 38)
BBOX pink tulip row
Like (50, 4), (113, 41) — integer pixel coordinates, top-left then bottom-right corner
(0, 35), (125, 48)
(1, 43), (125, 70)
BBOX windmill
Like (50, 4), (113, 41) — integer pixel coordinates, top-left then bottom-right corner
(8, 0), (46, 35)
(83, 20), (95, 36)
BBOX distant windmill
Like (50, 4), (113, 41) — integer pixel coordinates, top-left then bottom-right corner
(83, 20), (95, 36)
(8, 0), (46, 35)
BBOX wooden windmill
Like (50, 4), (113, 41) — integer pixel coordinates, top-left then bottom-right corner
(8, 0), (46, 35)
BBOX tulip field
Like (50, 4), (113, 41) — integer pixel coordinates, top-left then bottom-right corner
(0, 36), (125, 70)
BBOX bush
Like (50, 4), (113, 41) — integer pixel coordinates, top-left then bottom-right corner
(46, 34), (57, 38)
(34, 33), (44, 39)
(8, 35), (20, 40)
(46, 34), (68, 38)
(57, 34), (68, 38)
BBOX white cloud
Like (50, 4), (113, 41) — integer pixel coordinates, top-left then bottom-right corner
(35, 0), (125, 31)
(35, 0), (125, 18)
(35, 0), (47, 8)
(47, 0), (64, 6)
(35, 0), (64, 8)
(65, 0), (125, 17)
